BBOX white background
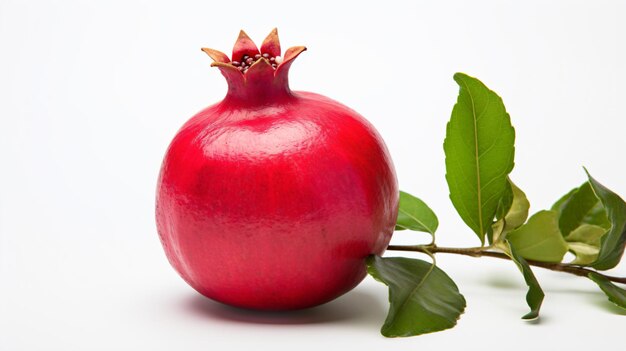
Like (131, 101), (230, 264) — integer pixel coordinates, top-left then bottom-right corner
(1, 0), (625, 349)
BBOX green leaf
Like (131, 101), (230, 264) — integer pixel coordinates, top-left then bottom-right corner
(366, 256), (466, 337)
(588, 272), (626, 310)
(586, 171), (626, 270)
(565, 224), (606, 265)
(489, 221), (504, 245)
(568, 242), (600, 265)
(502, 179), (530, 233)
(551, 188), (577, 213)
(558, 182), (609, 236)
(506, 241), (545, 320)
(495, 180), (514, 221)
(488, 182), (512, 244)
(584, 202), (612, 230)
(395, 191), (439, 236)
(490, 179), (530, 243)
(506, 210), (569, 263)
(552, 184), (610, 232)
(566, 224), (606, 246)
(444, 73), (516, 244)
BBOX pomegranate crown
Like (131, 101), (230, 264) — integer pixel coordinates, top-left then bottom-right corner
(201, 29), (306, 103)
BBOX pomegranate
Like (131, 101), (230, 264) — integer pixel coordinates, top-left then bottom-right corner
(156, 29), (398, 310)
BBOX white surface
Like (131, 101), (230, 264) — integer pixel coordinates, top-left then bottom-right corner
(1, 0), (625, 349)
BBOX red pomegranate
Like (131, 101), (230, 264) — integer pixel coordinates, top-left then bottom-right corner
(156, 29), (398, 310)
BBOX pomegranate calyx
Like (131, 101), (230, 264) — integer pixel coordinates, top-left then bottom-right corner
(232, 30), (260, 63)
(272, 46), (306, 90)
(206, 61), (245, 91)
(283, 46), (307, 63)
(202, 29), (305, 78)
(260, 27), (281, 58)
(245, 57), (276, 91)
(201, 29), (307, 105)
(201, 48), (230, 64)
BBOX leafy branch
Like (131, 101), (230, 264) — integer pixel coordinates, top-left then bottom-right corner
(386, 244), (626, 284)
(368, 73), (626, 337)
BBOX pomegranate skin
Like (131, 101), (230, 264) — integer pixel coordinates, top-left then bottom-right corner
(156, 30), (398, 310)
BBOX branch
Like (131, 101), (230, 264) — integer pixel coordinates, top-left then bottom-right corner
(387, 244), (626, 285)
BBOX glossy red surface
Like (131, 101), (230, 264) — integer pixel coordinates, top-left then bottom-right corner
(156, 30), (398, 310)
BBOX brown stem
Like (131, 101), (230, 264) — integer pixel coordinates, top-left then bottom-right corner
(387, 244), (626, 285)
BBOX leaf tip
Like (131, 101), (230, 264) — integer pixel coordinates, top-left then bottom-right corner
(521, 312), (540, 321)
(453, 72), (468, 80)
(452, 72), (469, 86)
